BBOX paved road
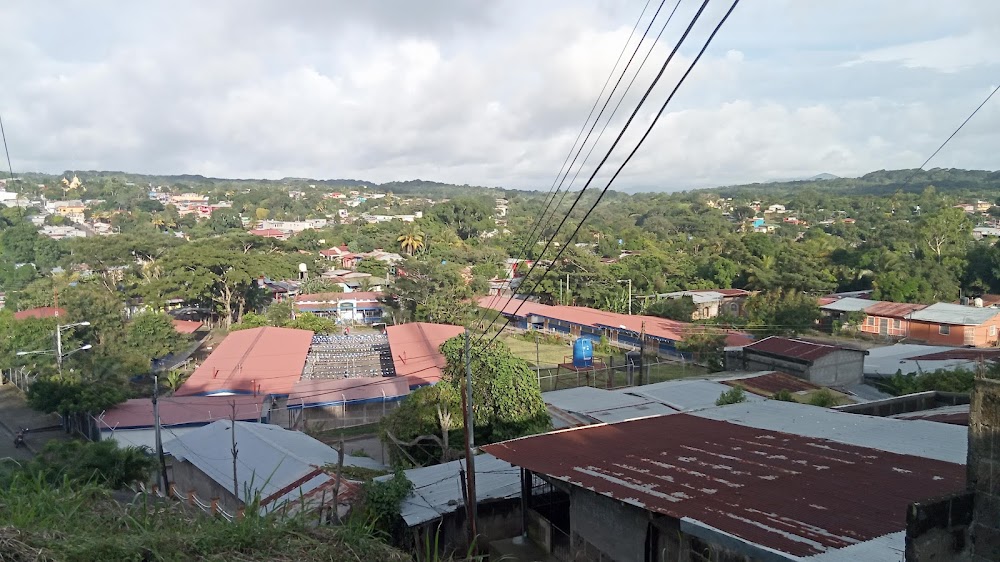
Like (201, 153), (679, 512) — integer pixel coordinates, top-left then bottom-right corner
(0, 422), (32, 463)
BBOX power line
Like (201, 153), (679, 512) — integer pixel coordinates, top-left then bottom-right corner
(916, 83), (1000, 172)
(474, 0), (663, 326)
(476, 0), (716, 343)
(482, 0), (742, 347)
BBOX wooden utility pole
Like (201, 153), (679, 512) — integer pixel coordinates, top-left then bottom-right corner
(152, 374), (169, 492)
(230, 402), (239, 500)
(461, 330), (478, 547)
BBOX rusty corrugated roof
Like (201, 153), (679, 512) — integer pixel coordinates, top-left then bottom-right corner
(863, 301), (927, 319)
(483, 414), (964, 557)
(385, 322), (465, 387)
(744, 336), (865, 363)
(723, 371), (819, 394)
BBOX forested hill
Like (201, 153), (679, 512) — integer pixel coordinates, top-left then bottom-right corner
(705, 168), (1000, 199)
(9, 171), (535, 200)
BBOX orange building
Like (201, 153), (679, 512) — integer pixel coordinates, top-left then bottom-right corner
(907, 303), (1000, 347)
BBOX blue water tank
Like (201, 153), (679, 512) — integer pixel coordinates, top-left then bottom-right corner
(572, 338), (594, 368)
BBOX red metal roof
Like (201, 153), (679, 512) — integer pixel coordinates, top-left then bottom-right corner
(175, 326), (314, 396)
(480, 296), (689, 341)
(386, 322), (465, 387)
(863, 301), (927, 319)
(724, 372), (819, 394)
(909, 349), (1000, 361)
(172, 319), (203, 334)
(13, 306), (67, 320)
(483, 414), (964, 557)
(288, 377), (409, 407)
(99, 395), (264, 430)
(744, 336), (865, 363)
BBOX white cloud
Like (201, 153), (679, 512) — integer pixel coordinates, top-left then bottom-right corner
(0, 0), (997, 191)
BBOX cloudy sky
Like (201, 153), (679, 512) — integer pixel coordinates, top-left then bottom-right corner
(1, 1), (997, 191)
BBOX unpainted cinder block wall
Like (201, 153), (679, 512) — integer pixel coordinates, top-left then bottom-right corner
(967, 377), (1000, 561)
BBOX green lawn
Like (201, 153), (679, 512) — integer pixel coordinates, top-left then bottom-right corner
(501, 334), (576, 366)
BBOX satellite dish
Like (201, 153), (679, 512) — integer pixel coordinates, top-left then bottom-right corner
(298, 263), (308, 272)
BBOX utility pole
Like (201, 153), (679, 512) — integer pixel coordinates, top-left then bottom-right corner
(152, 374), (169, 493)
(55, 324), (63, 373)
(462, 330), (478, 547)
(535, 332), (541, 386)
(230, 402), (239, 500)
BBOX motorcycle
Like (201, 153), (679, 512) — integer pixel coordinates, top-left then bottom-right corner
(13, 428), (26, 449)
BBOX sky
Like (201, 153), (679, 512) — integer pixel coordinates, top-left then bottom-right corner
(0, 0), (998, 191)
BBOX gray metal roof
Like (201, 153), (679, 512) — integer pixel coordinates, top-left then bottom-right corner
(618, 378), (766, 412)
(802, 531), (904, 561)
(864, 343), (974, 377)
(819, 297), (873, 313)
(543, 386), (676, 424)
(692, 400), (966, 464)
(165, 420), (384, 511)
(376, 453), (521, 526)
(908, 302), (1000, 325)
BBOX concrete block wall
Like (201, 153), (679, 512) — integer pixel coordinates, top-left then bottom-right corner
(968, 377), (1000, 561)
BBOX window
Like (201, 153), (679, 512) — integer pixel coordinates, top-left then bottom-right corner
(939, 325), (951, 335)
(991, 326), (997, 337)
(867, 316), (875, 326)
(893, 319), (901, 329)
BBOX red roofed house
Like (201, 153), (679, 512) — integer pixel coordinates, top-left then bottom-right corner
(172, 319), (203, 334)
(175, 326), (313, 397)
(285, 377), (410, 428)
(386, 322), (465, 388)
(248, 228), (289, 240)
(13, 306), (67, 320)
(734, 336), (868, 386)
(94, 395), (264, 450)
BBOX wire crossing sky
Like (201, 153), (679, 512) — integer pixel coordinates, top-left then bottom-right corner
(0, 1), (997, 191)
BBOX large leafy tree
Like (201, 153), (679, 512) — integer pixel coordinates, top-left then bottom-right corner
(428, 197), (494, 240)
(381, 336), (549, 466)
(744, 289), (821, 336)
(125, 312), (188, 361)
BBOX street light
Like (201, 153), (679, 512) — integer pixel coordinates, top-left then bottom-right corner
(15, 321), (91, 374)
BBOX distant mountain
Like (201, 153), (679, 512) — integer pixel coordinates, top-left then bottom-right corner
(808, 173), (840, 181)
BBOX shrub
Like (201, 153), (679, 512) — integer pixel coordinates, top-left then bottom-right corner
(715, 385), (747, 406)
(808, 389), (836, 408)
(772, 389), (795, 402)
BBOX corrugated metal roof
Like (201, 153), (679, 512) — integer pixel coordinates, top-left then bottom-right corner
(483, 412), (964, 558)
(692, 400), (966, 464)
(891, 405), (969, 426)
(165, 420), (383, 511)
(287, 377), (409, 408)
(99, 395), (264, 430)
(909, 302), (1000, 325)
(176, 327), (314, 397)
(802, 531), (904, 561)
(863, 344), (974, 378)
(718, 372), (818, 394)
(819, 297), (873, 312)
(863, 301), (926, 319)
(544, 386), (677, 424)
(385, 322), (465, 387)
(744, 336), (866, 363)
(618, 379), (766, 412)
(375, 453), (521, 526)
(13, 306), (67, 320)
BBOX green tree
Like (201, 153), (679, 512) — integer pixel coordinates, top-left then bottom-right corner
(381, 336), (549, 465)
(744, 289), (820, 335)
(677, 330), (726, 371)
(396, 225), (425, 256)
(645, 296), (696, 321)
(266, 301), (293, 327)
(286, 312), (337, 333)
(125, 312), (187, 361)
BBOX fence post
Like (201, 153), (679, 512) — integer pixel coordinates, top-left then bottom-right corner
(210, 497), (219, 515)
(188, 490), (195, 506)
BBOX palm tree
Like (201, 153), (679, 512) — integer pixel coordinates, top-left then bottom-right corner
(397, 226), (425, 256)
(164, 370), (189, 392)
